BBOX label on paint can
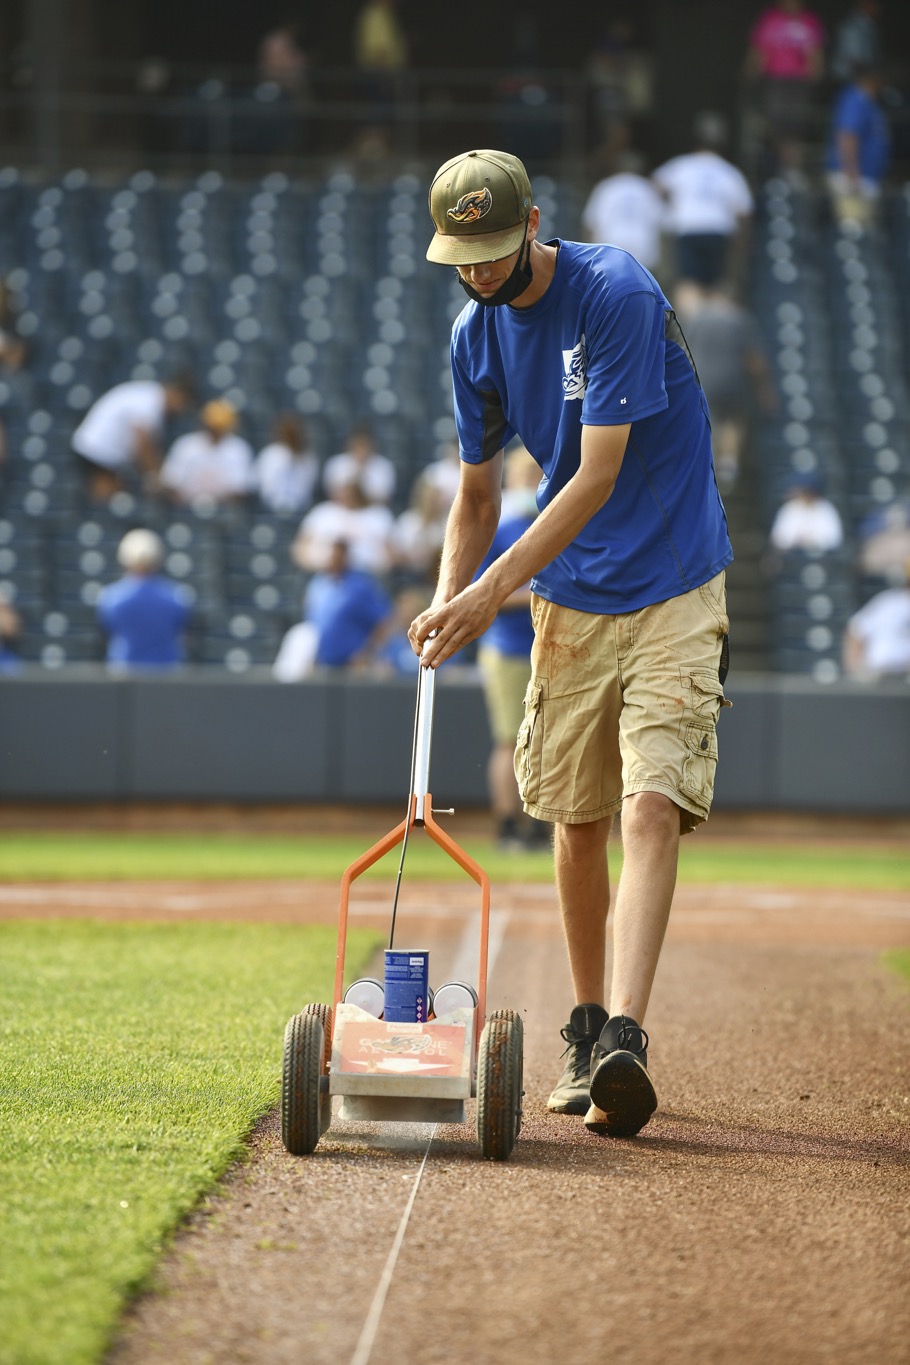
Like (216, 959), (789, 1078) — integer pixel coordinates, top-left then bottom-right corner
(432, 981), (479, 1017)
(343, 977), (385, 1017)
(383, 949), (430, 1022)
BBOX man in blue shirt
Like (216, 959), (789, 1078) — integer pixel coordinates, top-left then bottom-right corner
(825, 63), (890, 228)
(303, 539), (392, 669)
(97, 529), (191, 670)
(410, 149), (732, 1138)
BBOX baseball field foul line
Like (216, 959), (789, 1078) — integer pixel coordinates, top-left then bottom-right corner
(347, 909), (512, 1364)
(349, 1133), (437, 1365)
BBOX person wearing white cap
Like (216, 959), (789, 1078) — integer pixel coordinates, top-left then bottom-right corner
(96, 529), (191, 670)
(411, 148), (733, 1139)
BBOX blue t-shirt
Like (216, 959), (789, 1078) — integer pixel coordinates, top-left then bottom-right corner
(97, 575), (190, 667)
(825, 83), (890, 182)
(476, 512), (537, 656)
(303, 569), (391, 668)
(450, 240), (733, 615)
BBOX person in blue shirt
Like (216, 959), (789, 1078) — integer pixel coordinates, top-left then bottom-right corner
(825, 63), (891, 228)
(97, 529), (191, 671)
(410, 149), (733, 1139)
(303, 539), (392, 669)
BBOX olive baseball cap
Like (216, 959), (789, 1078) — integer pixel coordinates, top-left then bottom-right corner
(426, 149), (532, 266)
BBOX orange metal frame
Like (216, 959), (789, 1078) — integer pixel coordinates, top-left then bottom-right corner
(332, 791), (491, 1047)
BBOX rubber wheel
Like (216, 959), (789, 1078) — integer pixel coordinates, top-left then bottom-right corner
(281, 1010), (326, 1155)
(476, 1009), (524, 1161)
(303, 1001), (333, 1136)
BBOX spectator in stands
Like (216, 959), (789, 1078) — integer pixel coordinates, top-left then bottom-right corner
(257, 17), (309, 95)
(824, 62), (891, 229)
(584, 18), (655, 173)
(858, 498), (910, 583)
(830, 1), (883, 85)
(390, 470), (451, 583)
(0, 278), (27, 373)
(272, 537), (392, 680)
(292, 477), (394, 575)
(842, 558), (910, 679)
(677, 283), (780, 491)
(372, 583), (433, 675)
(159, 399), (254, 510)
(744, 0), (827, 177)
(253, 16), (310, 156)
(352, 0), (409, 155)
(96, 529), (191, 672)
(580, 149), (666, 273)
(767, 473), (844, 553)
(418, 440), (462, 512)
(250, 412), (320, 516)
(71, 371), (197, 504)
(0, 589), (23, 674)
(322, 422), (396, 506)
(475, 445), (549, 851)
(651, 111), (754, 305)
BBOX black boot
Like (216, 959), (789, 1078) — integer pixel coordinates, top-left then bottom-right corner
(546, 1003), (608, 1115)
(586, 1014), (657, 1137)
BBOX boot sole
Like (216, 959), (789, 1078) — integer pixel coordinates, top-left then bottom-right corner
(586, 1051), (656, 1137)
(546, 1093), (590, 1115)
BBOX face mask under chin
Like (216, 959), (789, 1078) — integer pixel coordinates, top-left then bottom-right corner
(457, 243), (533, 307)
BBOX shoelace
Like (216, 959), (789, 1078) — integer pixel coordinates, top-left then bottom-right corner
(616, 1018), (649, 1055)
(558, 1027), (594, 1078)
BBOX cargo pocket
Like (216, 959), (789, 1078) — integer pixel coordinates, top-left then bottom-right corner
(688, 669), (730, 723)
(514, 680), (544, 805)
(682, 720), (719, 801)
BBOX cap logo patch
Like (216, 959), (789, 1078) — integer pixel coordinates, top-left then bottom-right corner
(447, 187), (492, 225)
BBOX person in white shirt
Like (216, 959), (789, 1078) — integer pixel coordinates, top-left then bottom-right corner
(71, 372), (196, 503)
(652, 111), (754, 300)
(251, 412), (320, 516)
(322, 422), (396, 506)
(768, 475), (844, 553)
(843, 564), (910, 679)
(419, 440), (462, 507)
(390, 469), (451, 581)
(580, 150), (666, 272)
(291, 477), (394, 576)
(159, 399), (254, 509)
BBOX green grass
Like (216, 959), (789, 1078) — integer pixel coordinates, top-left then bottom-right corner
(0, 919), (380, 1365)
(884, 949), (910, 984)
(0, 829), (908, 890)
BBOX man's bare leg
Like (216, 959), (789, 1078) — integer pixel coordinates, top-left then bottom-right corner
(586, 790), (680, 1137)
(609, 791), (680, 1023)
(552, 814), (613, 1005)
(545, 814), (613, 1114)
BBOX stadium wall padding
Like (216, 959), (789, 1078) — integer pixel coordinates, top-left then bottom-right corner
(0, 673), (907, 812)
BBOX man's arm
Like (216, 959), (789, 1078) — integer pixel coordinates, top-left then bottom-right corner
(411, 423), (630, 667)
(428, 449), (504, 608)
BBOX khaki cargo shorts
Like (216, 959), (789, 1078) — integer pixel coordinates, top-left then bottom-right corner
(515, 573), (731, 834)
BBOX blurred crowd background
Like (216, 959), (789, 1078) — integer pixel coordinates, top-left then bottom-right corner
(0, 0), (909, 687)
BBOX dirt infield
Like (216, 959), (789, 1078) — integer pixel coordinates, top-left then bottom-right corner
(4, 810), (909, 1364)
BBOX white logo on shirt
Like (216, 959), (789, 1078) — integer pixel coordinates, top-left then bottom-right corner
(620, 397), (627, 405)
(562, 335), (587, 401)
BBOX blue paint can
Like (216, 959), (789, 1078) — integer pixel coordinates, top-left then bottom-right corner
(384, 949), (430, 1023)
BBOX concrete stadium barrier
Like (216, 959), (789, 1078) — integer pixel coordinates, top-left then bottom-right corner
(0, 670), (907, 813)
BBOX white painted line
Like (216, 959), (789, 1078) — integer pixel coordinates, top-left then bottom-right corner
(348, 1129), (436, 1365)
(448, 908), (512, 987)
(347, 904), (512, 1365)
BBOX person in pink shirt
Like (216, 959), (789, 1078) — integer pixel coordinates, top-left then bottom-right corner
(745, 0), (826, 175)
